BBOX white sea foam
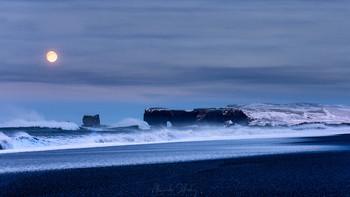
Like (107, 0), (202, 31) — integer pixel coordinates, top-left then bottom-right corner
(1, 103), (350, 153)
(0, 131), (55, 150)
(1, 124), (350, 153)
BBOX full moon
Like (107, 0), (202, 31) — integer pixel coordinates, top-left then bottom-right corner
(46, 51), (58, 63)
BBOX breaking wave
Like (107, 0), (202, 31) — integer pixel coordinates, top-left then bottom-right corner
(0, 131), (52, 150)
(109, 118), (150, 130)
(0, 107), (79, 130)
(1, 103), (350, 153)
(1, 124), (350, 153)
(0, 119), (80, 130)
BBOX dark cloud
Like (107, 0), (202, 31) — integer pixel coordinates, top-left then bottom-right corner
(0, 62), (348, 88)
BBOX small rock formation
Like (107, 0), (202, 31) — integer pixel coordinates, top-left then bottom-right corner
(82, 114), (101, 127)
(144, 107), (250, 127)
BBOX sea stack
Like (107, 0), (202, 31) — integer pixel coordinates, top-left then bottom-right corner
(82, 114), (101, 127)
(144, 107), (250, 127)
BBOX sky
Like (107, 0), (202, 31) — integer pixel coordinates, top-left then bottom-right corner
(0, 0), (349, 124)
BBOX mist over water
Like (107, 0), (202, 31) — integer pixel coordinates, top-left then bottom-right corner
(238, 103), (350, 126)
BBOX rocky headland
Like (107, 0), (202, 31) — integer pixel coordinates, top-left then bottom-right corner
(143, 107), (250, 127)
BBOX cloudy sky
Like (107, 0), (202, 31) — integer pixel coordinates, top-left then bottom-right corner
(0, 0), (349, 123)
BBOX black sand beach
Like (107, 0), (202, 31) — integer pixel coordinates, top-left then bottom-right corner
(1, 150), (350, 196)
(2, 0), (350, 195)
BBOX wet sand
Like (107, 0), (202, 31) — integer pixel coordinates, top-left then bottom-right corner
(2, 134), (350, 196)
(1, 150), (350, 196)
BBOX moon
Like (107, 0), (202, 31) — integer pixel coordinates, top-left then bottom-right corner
(46, 51), (58, 63)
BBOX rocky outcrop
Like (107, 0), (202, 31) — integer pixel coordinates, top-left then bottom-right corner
(144, 107), (250, 127)
(82, 114), (101, 127)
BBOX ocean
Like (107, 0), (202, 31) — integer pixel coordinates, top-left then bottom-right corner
(1, 103), (350, 173)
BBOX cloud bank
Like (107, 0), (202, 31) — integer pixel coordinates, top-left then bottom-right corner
(0, 0), (349, 103)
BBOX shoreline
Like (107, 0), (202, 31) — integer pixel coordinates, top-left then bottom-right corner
(2, 150), (350, 196)
(2, 129), (350, 155)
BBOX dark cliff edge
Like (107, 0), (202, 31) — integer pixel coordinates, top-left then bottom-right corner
(144, 107), (251, 127)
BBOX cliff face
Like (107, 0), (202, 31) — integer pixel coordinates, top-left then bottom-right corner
(82, 115), (101, 127)
(144, 107), (250, 127)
